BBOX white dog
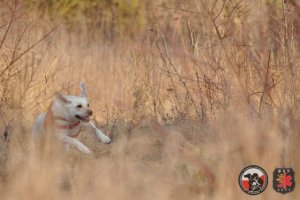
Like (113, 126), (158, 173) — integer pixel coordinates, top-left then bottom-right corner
(32, 82), (111, 154)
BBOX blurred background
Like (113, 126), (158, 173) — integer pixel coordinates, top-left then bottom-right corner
(0, 0), (299, 199)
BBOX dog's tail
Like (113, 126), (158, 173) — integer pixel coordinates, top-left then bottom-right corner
(32, 112), (47, 137)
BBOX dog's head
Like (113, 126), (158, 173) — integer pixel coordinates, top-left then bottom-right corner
(55, 82), (93, 122)
(244, 173), (263, 191)
(244, 174), (252, 180)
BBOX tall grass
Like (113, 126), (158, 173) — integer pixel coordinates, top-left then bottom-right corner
(0, 0), (299, 199)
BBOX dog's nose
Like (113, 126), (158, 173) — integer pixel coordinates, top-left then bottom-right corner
(87, 110), (93, 116)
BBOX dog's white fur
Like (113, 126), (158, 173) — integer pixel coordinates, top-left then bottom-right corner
(32, 82), (111, 154)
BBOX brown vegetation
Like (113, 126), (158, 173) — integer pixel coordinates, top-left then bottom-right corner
(0, 0), (299, 199)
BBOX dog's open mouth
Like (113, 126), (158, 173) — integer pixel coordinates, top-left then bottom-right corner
(75, 115), (90, 122)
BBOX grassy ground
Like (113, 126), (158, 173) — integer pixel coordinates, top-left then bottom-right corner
(0, 0), (300, 199)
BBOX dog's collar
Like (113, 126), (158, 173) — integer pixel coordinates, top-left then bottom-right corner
(53, 116), (81, 130)
(55, 121), (81, 130)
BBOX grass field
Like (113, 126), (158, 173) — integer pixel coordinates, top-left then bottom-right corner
(0, 0), (299, 199)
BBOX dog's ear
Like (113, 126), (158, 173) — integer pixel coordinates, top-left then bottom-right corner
(55, 92), (70, 104)
(79, 81), (88, 99)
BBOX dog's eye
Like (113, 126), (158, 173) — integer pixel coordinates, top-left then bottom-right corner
(77, 104), (82, 108)
(87, 104), (90, 107)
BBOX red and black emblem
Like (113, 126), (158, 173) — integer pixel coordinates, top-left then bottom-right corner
(273, 168), (295, 194)
(238, 165), (268, 195)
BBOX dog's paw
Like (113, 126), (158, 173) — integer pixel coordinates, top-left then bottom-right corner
(100, 135), (111, 144)
(79, 146), (92, 154)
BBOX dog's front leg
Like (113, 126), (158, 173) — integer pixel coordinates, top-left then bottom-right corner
(59, 134), (92, 154)
(87, 121), (111, 144)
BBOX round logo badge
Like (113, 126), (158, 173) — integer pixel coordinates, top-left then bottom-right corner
(238, 165), (268, 195)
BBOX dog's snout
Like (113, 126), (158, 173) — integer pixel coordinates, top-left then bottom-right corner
(87, 110), (93, 116)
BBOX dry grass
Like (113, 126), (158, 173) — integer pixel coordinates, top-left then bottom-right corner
(0, 0), (300, 199)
